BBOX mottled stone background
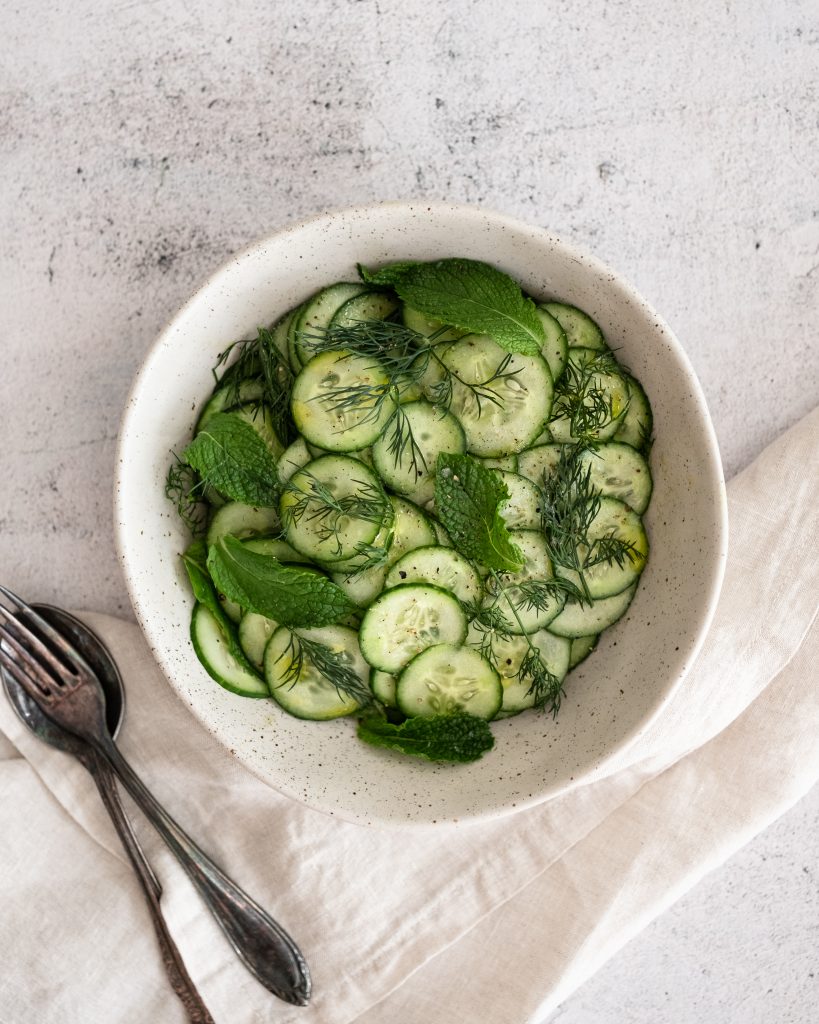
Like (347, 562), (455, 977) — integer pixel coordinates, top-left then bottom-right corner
(2, 1), (817, 1021)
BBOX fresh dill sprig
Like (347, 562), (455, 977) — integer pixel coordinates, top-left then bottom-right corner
(211, 326), (297, 446)
(549, 350), (624, 443)
(298, 320), (521, 470)
(164, 456), (208, 535)
(282, 471), (391, 558)
(276, 631), (374, 707)
(469, 590), (566, 717)
(538, 444), (641, 600)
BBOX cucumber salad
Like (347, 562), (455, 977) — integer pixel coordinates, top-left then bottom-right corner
(167, 258), (653, 764)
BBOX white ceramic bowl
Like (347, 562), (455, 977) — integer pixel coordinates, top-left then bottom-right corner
(115, 202), (728, 827)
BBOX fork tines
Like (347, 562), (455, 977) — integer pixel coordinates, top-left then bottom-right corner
(0, 586), (83, 702)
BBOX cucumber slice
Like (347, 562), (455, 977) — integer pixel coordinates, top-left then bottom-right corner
(483, 530), (565, 634)
(280, 455), (390, 564)
(554, 496), (648, 599)
(431, 518), (453, 547)
(286, 301), (309, 371)
(238, 612), (278, 670)
(372, 400), (466, 505)
(614, 374), (654, 452)
(196, 379), (264, 433)
(397, 644), (502, 720)
(264, 625), (369, 720)
(277, 437), (312, 485)
(330, 495), (437, 607)
(294, 282), (369, 364)
(330, 290), (399, 329)
(190, 604), (268, 697)
(385, 545), (483, 606)
(467, 624), (570, 715)
(206, 502), (279, 546)
(576, 442), (653, 514)
(569, 633), (598, 668)
(548, 584), (637, 638)
(536, 306), (568, 382)
(371, 669), (397, 707)
(291, 349), (395, 451)
(438, 335), (553, 455)
(543, 302), (606, 351)
(402, 306), (468, 344)
(270, 307), (296, 360)
(497, 471), (543, 530)
(549, 348), (630, 443)
(359, 583), (468, 673)
(517, 443), (564, 487)
(478, 454), (519, 472)
(243, 536), (311, 563)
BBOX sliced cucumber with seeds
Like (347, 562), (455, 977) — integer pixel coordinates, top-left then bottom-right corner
(294, 282), (369, 365)
(569, 633), (599, 668)
(243, 536), (311, 563)
(280, 455), (390, 564)
(554, 496), (648, 600)
(238, 612), (278, 670)
(550, 348), (630, 443)
(372, 400), (466, 505)
(517, 443), (564, 486)
(467, 624), (570, 715)
(206, 502), (279, 546)
(543, 302), (606, 351)
(385, 545), (483, 606)
(330, 495), (437, 606)
(402, 306), (468, 344)
(196, 379), (265, 432)
(438, 335), (553, 456)
(331, 290), (398, 330)
(478, 454), (519, 472)
(191, 604), (268, 697)
(291, 350), (395, 451)
(536, 306), (568, 382)
(370, 669), (397, 706)
(548, 583), (637, 638)
(397, 643), (502, 720)
(277, 437), (312, 485)
(576, 442), (653, 514)
(359, 583), (467, 673)
(483, 530), (565, 634)
(265, 625), (369, 720)
(497, 471), (543, 530)
(270, 307), (296, 360)
(614, 374), (654, 451)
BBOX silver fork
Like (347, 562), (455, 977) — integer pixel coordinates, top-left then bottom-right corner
(0, 586), (311, 1007)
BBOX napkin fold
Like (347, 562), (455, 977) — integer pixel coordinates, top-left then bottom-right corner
(0, 406), (817, 1024)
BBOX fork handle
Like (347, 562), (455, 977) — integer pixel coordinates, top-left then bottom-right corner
(94, 735), (311, 1006)
(90, 752), (216, 1024)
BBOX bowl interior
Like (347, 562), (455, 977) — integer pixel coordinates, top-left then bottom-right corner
(115, 202), (727, 827)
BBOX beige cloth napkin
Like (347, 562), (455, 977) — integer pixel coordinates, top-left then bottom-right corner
(0, 407), (817, 1024)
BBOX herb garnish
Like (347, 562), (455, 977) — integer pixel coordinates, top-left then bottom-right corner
(206, 536), (357, 627)
(181, 412), (279, 507)
(276, 631), (374, 708)
(357, 258), (545, 356)
(357, 711), (495, 763)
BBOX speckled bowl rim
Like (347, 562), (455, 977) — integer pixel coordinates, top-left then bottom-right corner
(114, 200), (728, 828)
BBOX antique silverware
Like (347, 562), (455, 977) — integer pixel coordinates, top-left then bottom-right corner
(2, 604), (215, 1023)
(0, 586), (310, 1007)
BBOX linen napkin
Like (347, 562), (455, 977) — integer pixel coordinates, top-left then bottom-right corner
(0, 406), (816, 1024)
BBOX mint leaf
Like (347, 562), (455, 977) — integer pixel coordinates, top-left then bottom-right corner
(207, 535), (357, 627)
(357, 260), (420, 287)
(357, 713), (495, 763)
(435, 453), (524, 572)
(373, 258), (544, 355)
(181, 540), (257, 672)
(182, 412), (278, 507)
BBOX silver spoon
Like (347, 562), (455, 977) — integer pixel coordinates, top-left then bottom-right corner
(0, 594), (310, 1006)
(2, 605), (216, 1023)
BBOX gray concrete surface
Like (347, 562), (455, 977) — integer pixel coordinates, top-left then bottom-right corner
(2, 1), (817, 1020)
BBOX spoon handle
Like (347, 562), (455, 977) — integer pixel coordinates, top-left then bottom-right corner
(96, 737), (311, 1006)
(90, 752), (216, 1024)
